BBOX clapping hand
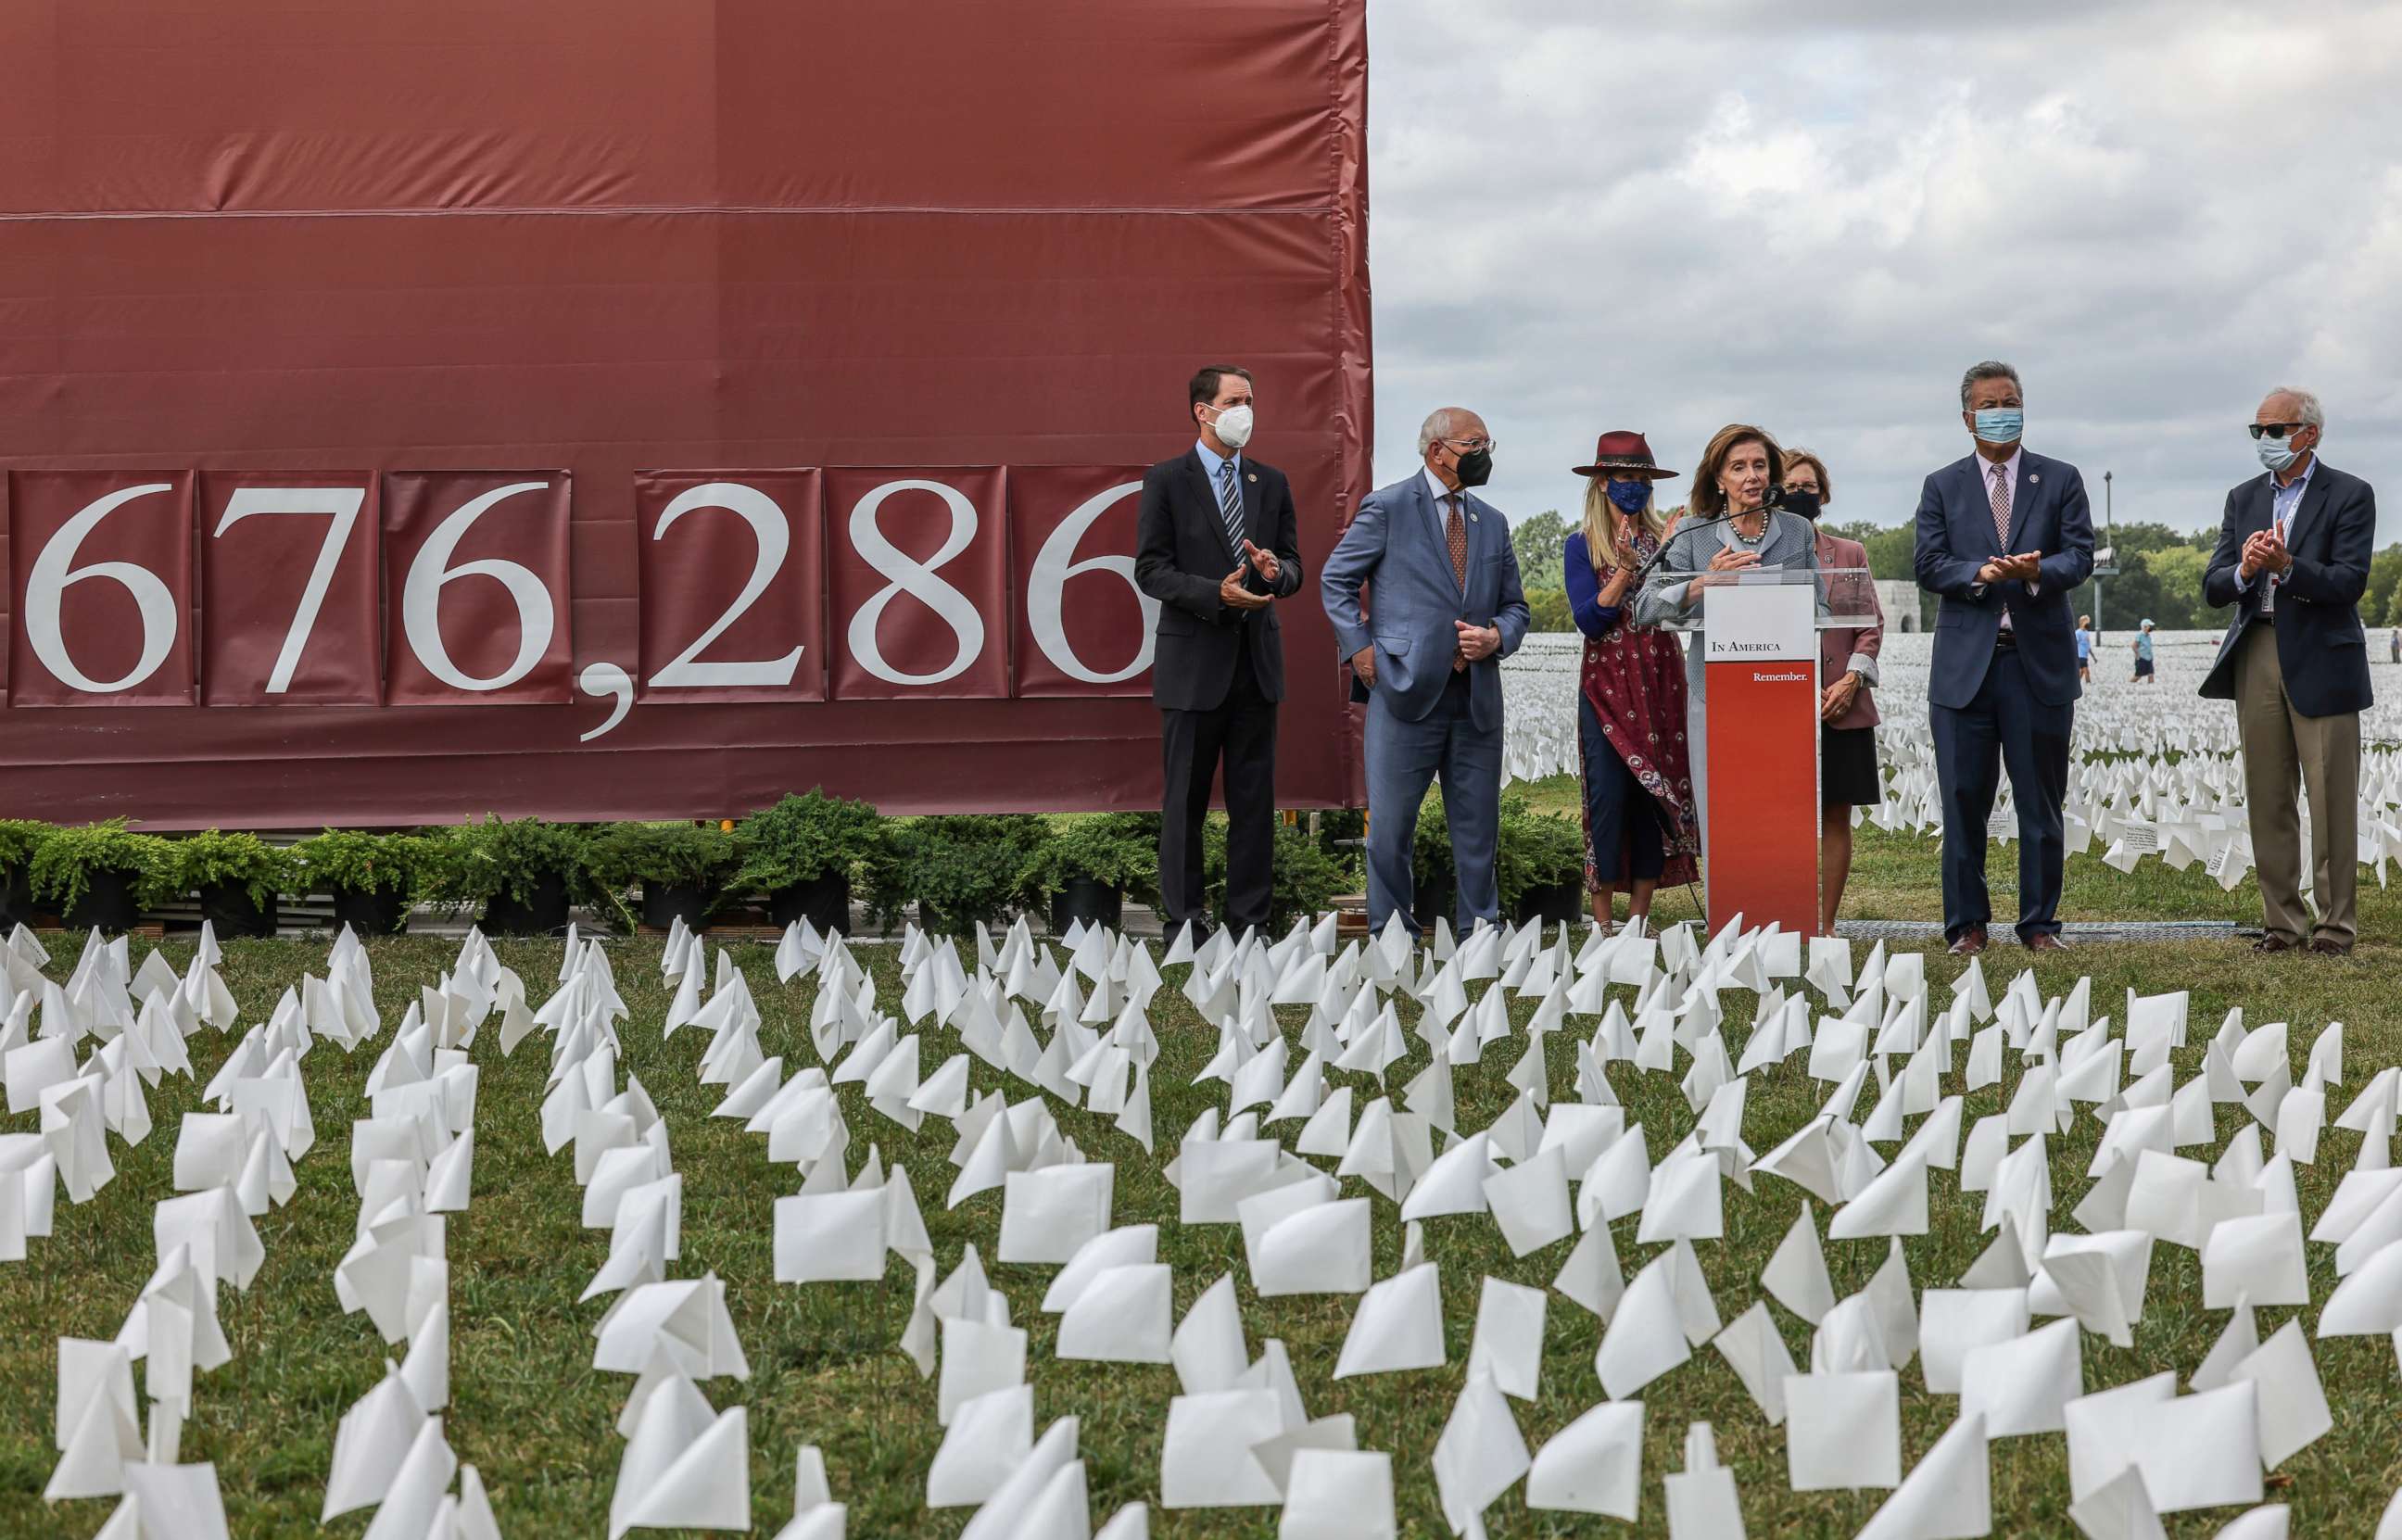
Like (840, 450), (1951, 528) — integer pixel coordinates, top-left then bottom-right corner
(1976, 550), (2042, 586)
(1219, 564), (1270, 609)
(2241, 527), (2293, 580)
(1241, 538), (1281, 587)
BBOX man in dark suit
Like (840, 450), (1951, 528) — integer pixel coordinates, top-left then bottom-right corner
(2200, 387), (2375, 955)
(1133, 364), (1304, 940)
(1914, 360), (2095, 954)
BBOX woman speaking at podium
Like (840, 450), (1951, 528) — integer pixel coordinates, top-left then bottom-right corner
(1631, 423), (1819, 850)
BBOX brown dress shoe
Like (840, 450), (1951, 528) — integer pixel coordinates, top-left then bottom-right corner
(2307, 937), (2355, 956)
(2253, 935), (2297, 953)
(2024, 932), (2071, 953)
(1948, 928), (1988, 955)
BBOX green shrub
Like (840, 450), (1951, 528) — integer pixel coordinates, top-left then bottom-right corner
(735, 790), (882, 891)
(587, 822), (744, 891)
(1205, 815), (1360, 930)
(1414, 786), (1456, 884)
(293, 829), (431, 898)
(0, 820), (51, 872)
(28, 820), (177, 914)
(866, 814), (1050, 931)
(419, 817), (596, 911)
(163, 830), (297, 909)
(1495, 796), (1587, 913)
(1022, 813), (1160, 907)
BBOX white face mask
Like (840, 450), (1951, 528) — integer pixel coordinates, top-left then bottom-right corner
(2257, 434), (2301, 473)
(1209, 403), (1255, 450)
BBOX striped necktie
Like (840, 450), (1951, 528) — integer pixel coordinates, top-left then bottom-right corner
(1218, 461), (1245, 552)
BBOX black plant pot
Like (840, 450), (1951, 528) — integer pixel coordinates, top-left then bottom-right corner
(1515, 879), (1584, 927)
(482, 872), (571, 937)
(65, 867), (140, 934)
(1048, 876), (1123, 934)
(640, 880), (717, 930)
(331, 883), (410, 936)
(767, 873), (851, 934)
(0, 863), (31, 930)
(199, 882), (279, 940)
(1412, 873), (1456, 932)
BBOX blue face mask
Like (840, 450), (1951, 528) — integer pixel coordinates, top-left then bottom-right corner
(2256, 435), (2300, 474)
(1972, 407), (2024, 445)
(1604, 479), (1651, 515)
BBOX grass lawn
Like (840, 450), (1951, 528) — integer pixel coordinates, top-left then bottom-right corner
(4, 778), (2396, 1537)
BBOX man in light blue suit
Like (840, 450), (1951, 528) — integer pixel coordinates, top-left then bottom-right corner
(1321, 408), (1530, 936)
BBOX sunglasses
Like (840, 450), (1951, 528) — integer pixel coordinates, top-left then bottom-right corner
(2247, 423), (2311, 440)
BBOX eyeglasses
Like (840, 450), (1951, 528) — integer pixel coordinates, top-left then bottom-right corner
(2247, 423), (2310, 440)
(1438, 436), (1496, 453)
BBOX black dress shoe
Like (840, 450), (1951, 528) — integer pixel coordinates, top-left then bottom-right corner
(2253, 935), (2297, 953)
(2024, 932), (2071, 953)
(1947, 928), (1988, 955)
(2308, 937), (2355, 956)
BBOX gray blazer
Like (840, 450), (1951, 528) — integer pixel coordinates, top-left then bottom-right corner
(1320, 473), (1530, 734)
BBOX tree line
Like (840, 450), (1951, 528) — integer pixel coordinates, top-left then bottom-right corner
(1511, 509), (2402, 635)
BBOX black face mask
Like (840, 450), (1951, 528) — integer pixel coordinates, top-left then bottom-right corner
(1451, 447), (1494, 488)
(1776, 486), (1822, 522)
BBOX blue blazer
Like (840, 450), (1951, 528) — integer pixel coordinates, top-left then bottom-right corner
(2198, 461), (2375, 718)
(1320, 473), (1530, 733)
(1914, 450), (2094, 711)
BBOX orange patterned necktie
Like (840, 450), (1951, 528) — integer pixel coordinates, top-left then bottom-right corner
(1444, 494), (1467, 589)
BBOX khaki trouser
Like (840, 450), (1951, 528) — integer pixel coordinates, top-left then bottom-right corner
(2235, 622), (2360, 945)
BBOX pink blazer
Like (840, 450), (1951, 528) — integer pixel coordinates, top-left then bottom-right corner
(1815, 530), (1883, 730)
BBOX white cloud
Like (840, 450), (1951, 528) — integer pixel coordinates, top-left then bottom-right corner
(1363, 1), (2402, 549)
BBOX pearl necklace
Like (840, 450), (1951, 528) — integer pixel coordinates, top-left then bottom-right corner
(1730, 509), (1769, 548)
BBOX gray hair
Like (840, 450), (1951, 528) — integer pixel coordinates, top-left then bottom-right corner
(2267, 385), (2325, 431)
(1418, 407), (1475, 456)
(1959, 360), (2022, 410)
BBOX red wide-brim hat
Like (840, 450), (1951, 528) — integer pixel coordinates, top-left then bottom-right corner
(1572, 429), (1678, 478)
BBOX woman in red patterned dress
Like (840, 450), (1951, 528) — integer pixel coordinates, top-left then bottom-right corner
(1561, 432), (1700, 933)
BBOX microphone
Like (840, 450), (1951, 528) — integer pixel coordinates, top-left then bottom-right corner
(1629, 486), (1810, 585)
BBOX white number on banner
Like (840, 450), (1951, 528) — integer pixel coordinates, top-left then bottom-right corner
(400, 481), (556, 692)
(649, 481), (803, 688)
(211, 486), (366, 695)
(22, 483), (181, 694)
(1026, 480), (1157, 684)
(845, 479), (986, 687)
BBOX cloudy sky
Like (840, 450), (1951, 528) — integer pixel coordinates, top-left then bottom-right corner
(1364, 0), (2402, 547)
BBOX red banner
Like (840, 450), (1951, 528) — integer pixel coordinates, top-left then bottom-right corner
(825, 468), (1010, 701)
(636, 471), (826, 704)
(382, 473), (574, 707)
(1008, 465), (1157, 698)
(200, 473), (381, 706)
(7, 472), (196, 708)
(0, 0), (1372, 827)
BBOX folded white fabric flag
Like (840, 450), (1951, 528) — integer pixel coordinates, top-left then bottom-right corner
(1158, 1390), (1283, 1509)
(1526, 1398), (1643, 1520)
(1334, 1262), (1444, 1378)
(1854, 1412), (1992, 1540)
(1278, 1448), (1396, 1540)
(1431, 1371), (1528, 1536)
(1783, 1371), (1900, 1491)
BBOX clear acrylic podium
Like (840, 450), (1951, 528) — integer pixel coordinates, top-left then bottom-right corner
(1651, 565), (1877, 934)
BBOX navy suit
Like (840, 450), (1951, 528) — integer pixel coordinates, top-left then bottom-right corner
(1134, 448), (1305, 935)
(1914, 449), (2094, 942)
(1321, 472), (1529, 934)
(2198, 462), (2375, 714)
(2197, 459), (2375, 947)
